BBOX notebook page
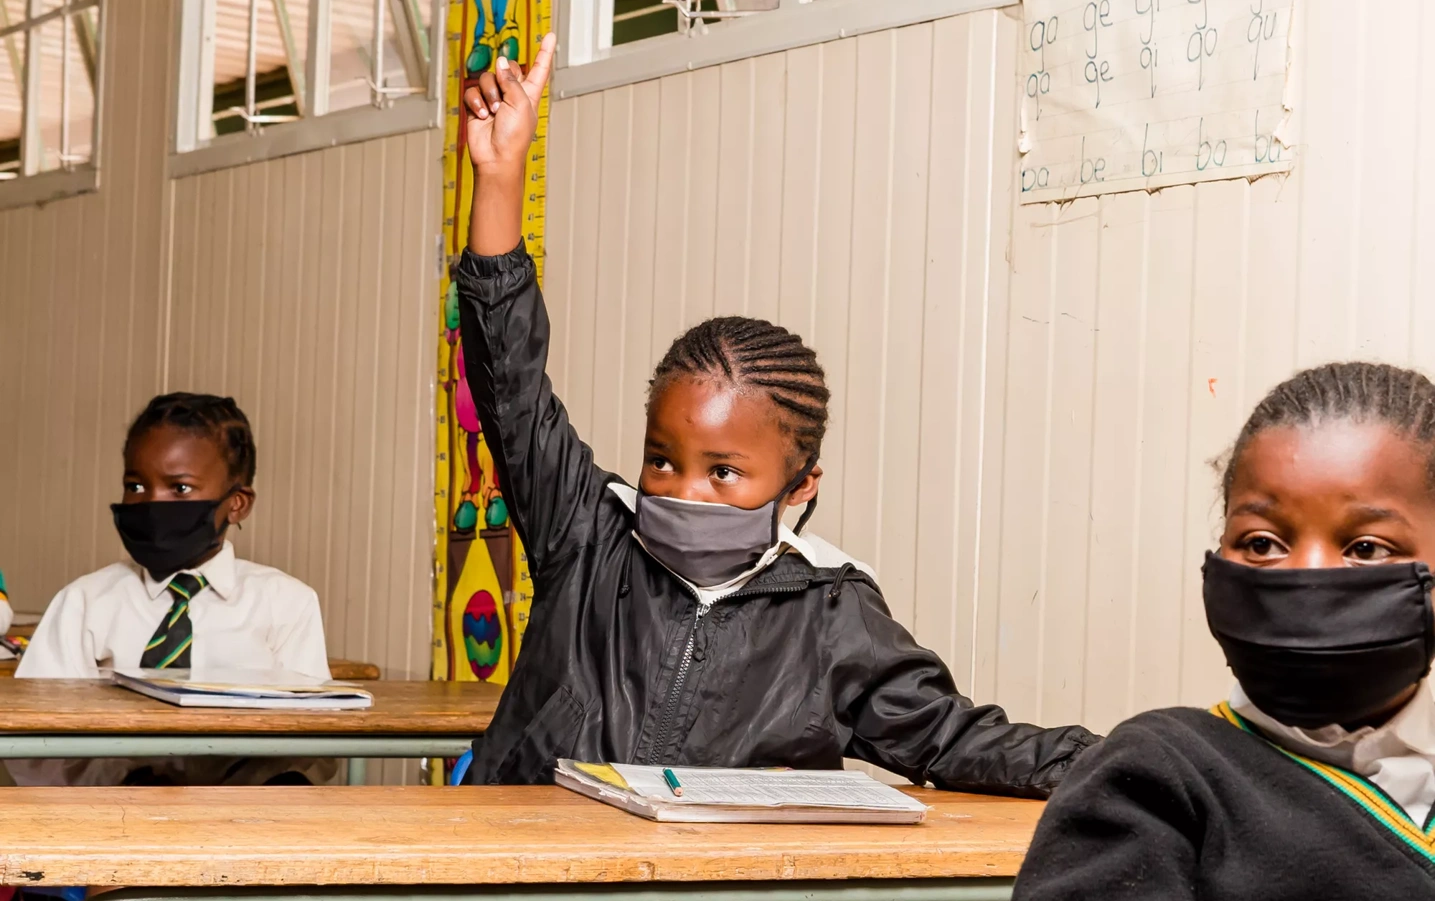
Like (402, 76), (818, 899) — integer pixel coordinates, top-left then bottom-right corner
(610, 765), (925, 810)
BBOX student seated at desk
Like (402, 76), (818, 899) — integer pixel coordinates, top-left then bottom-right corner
(451, 39), (1098, 795)
(0, 568), (12, 638)
(12, 393), (333, 787)
(1015, 362), (1435, 900)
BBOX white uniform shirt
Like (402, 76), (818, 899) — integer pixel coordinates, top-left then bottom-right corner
(1233, 680), (1435, 824)
(17, 541), (329, 680)
(10, 542), (334, 786)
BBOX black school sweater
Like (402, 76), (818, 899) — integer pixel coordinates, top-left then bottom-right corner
(1014, 705), (1435, 900)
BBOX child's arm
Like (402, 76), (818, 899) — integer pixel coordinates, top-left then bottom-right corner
(269, 587), (331, 681)
(13, 585), (98, 678)
(456, 37), (608, 572)
(1011, 719), (1200, 900)
(835, 583), (1100, 799)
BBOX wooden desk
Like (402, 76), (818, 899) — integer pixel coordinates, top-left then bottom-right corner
(0, 680), (501, 785)
(0, 785), (1036, 900)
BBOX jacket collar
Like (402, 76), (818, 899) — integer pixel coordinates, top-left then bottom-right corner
(141, 540), (237, 601)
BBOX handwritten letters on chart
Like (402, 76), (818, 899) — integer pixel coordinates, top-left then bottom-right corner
(1019, 0), (1294, 204)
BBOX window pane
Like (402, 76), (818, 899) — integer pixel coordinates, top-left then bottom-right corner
(0, 29), (19, 179)
(410, 0), (431, 62)
(611, 1), (738, 46)
(613, 1), (678, 46)
(327, 0), (374, 112)
(212, 0), (304, 137)
(59, 10), (96, 166)
(329, 0), (423, 113)
(32, 16), (60, 171)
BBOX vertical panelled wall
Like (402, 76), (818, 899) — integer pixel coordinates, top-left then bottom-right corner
(167, 130), (441, 704)
(545, 9), (1019, 712)
(994, 0), (1435, 734)
(0, 5), (174, 609)
(0, 2), (441, 786)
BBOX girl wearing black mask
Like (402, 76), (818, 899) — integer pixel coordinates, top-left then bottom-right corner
(13, 393), (331, 786)
(1015, 361), (1435, 900)
(451, 37), (1096, 793)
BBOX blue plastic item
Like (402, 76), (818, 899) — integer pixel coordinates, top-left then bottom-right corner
(450, 749), (474, 786)
(22, 888), (87, 901)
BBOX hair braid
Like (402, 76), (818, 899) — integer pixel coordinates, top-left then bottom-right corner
(124, 392), (258, 486)
(1223, 362), (1435, 506)
(650, 316), (830, 467)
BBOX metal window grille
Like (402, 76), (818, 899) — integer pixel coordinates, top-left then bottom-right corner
(174, 0), (439, 155)
(0, 0), (103, 182)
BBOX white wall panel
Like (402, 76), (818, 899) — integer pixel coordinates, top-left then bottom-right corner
(994, 0), (1435, 733)
(1, 6), (441, 784)
(0, 3), (173, 610)
(545, 10), (1022, 727)
(547, 0), (1435, 740)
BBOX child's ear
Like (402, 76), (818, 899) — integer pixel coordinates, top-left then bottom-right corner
(227, 487), (256, 525)
(788, 464), (823, 506)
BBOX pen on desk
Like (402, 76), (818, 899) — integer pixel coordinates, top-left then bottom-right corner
(662, 768), (683, 797)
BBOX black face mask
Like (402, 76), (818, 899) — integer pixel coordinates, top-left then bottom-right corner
(112, 497), (232, 581)
(1203, 551), (1435, 729)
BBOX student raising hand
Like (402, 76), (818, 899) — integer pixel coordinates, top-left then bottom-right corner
(464, 33), (556, 256)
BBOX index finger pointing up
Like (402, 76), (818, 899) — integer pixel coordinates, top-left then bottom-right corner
(523, 33), (557, 104)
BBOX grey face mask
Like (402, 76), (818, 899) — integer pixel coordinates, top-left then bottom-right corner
(635, 460), (818, 588)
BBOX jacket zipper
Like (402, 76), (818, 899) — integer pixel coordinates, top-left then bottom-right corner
(644, 581), (810, 765)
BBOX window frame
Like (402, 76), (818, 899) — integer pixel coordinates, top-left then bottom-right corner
(169, 0), (444, 180)
(553, 0), (1010, 99)
(0, 0), (106, 211)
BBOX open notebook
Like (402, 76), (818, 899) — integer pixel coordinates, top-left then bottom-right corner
(555, 760), (929, 824)
(112, 668), (374, 709)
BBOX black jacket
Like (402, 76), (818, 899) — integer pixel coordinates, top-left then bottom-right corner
(1014, 706), (1435, 899)
(456, 242), (1099, 795)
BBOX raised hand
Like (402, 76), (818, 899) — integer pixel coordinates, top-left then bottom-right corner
(465, 33), (556, 255)
(464, 32), (556, 177)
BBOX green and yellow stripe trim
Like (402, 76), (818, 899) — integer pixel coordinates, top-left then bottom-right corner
(166, 575), (206, 600)
(1212, 702), (1435, 863)
(156, 636), (192, 669)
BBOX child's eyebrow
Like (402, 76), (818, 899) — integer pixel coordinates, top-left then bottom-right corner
(702, 450), (749, 461)
(1228, 499), (1275, 518)
(1347, 504), (1412, 527)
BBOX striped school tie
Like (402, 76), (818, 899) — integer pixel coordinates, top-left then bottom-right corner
(140, 572), (206, 669)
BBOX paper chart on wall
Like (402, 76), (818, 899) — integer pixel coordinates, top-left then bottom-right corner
(1019, 0), (1294, 204)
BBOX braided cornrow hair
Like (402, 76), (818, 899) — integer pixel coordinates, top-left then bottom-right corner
(1223, 361), (1435, 507)
(649, 317), (831, 468)
(125, 393), (258, 486)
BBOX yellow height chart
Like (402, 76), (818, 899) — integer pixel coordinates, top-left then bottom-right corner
(433, 0), (550, 775)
